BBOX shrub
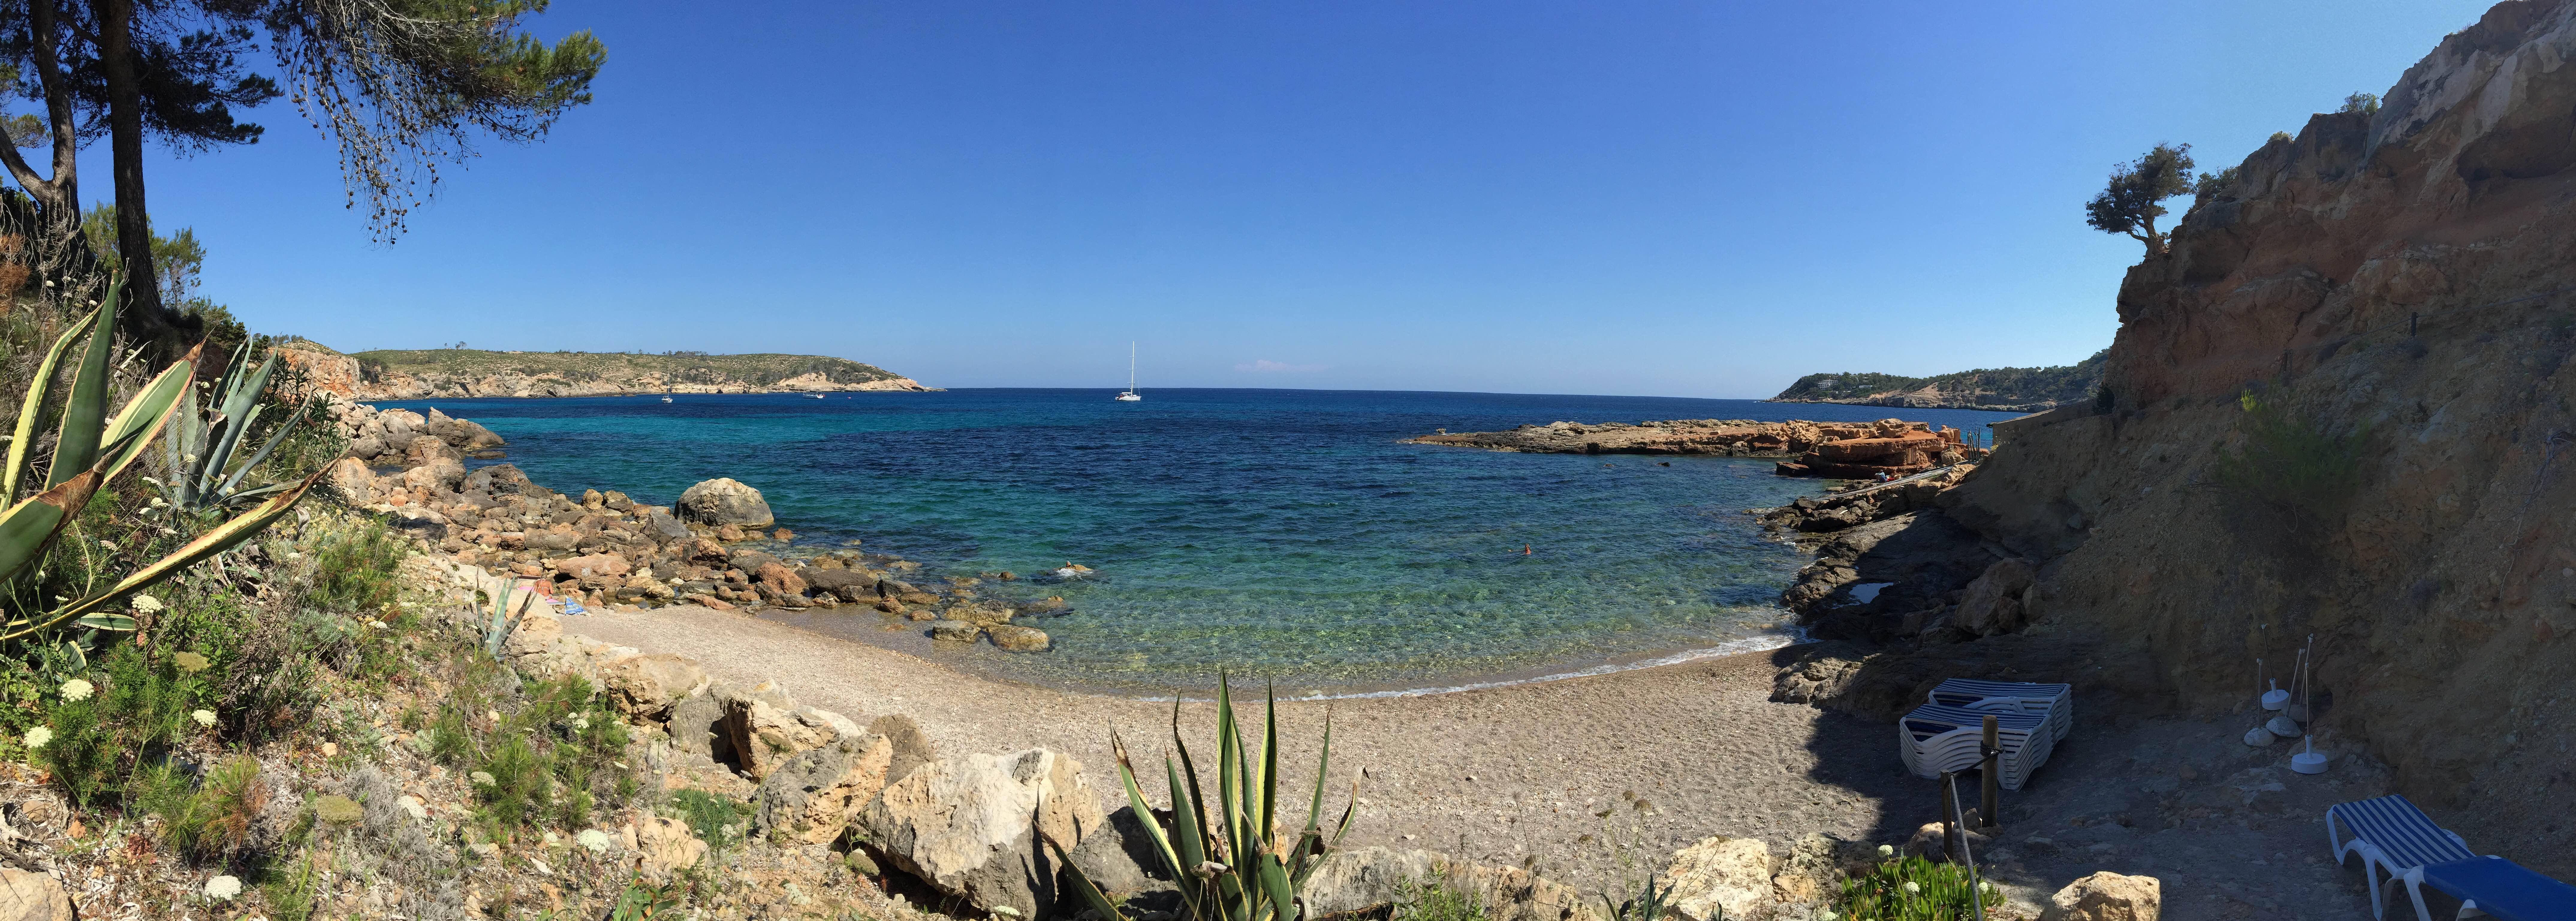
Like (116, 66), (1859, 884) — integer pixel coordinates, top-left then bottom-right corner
(164, 757), (267, 862)
(663, 788), (747, 858)
(298, 516), (406, 615)
(1833, 855), (2000, 921)
(2215, 389), (2368, 524)
(1395, 867), (1491, 921)
(35, 691), (117, 807)
(473, 735), (552, 833)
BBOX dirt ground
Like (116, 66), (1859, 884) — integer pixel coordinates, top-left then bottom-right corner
(563, 604), (2430, 920)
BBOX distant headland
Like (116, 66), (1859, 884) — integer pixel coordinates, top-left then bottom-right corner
(274, 341), (936, 400)
(1767, 348), (2104, 412)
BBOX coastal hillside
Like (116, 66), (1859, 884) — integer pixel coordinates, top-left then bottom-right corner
(283, 345), (934, 399)
(1858, 0), (2576, 876)
(1769, 349), (2106, 412)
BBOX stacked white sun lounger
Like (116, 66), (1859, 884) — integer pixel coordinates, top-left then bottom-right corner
(1897, 702), (2055, 791)
(1926, 678), (2074, 742)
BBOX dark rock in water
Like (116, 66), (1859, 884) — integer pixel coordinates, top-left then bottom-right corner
(927, 620), (980, 642)
(803, 568), (876, 602)
(986, 624), (1051, 652)
(1011, 596), (1075, 618)
(729, 550), (782, 575)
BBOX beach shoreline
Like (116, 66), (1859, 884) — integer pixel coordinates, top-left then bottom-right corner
(560, 603), (1914, 895)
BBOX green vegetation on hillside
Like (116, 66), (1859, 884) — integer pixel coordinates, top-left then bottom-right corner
(1771, 349), (2107, 411)
(350, 348), (903, 387)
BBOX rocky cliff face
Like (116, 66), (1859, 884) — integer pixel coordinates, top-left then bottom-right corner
(1937, 0), (2576, 873)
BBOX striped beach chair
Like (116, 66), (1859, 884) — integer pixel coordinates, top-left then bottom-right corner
(2408, 856), (2576, 921)
(1896, 703), (2054, 791)
(1926, 678), (2073, 742)
(2328, 795), (2477, 920)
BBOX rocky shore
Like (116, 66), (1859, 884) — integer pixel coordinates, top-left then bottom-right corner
(1408, 417), (1990, 478)
(316, 399), (1061, 657)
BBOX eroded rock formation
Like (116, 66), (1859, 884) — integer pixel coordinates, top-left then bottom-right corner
(1846, 0), (2576, 874)
(1409, 417), (1986, 478)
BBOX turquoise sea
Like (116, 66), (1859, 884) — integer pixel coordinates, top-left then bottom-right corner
(379, 389), (2021, 696)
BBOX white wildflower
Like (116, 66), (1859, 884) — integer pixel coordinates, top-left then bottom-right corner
(40, 280), (51, 288)
(192, 710), (216, 727)
(22, 727), (50, 751)
(1878, 844), (1895, 857)
(991, 907), (1022, 918)
(183, 454), (196, 464)
(98, 539), (115, 549)
(1902, 881), (1921, 895)
(159, 528), (176, 536)
(570, 716), (588, 731)
(285, 551), (301, 560)
(204, 875), (242, 900)
(470, 770), (495, 786)
(130, 594), (163, 614)
(58, 679), (91, 701)
(577, 829), (614, 853)
(367, 620), (388, 629)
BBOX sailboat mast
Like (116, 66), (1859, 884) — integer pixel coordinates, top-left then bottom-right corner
(1129, 342), (1137, 392)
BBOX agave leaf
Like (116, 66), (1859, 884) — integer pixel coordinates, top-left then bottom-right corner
(97, 342), (200, 487)
(1256, 853), (1296, 921)
(200, 350), (277, 496)
(1109, 732), (1186, 878)
(0, 470), (103, 585)
(1043, 831), (1131, 921)
(1305, 708), (1333, 837)
(1172, 696), (1217, 861)
(1260, 681), (1280, 852)
(216, 401), (308, 498)
(1165, 756), (1210, 879)
(4, 305), (100, 502)
(47, 279), (120, 489)
(73, 613), (135, 632)
(4, 465), (322, 642)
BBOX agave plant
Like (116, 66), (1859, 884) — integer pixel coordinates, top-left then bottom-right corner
(159, 338), (312, 511)
(1048, 676), (1354, 921)
(0, 276), (322, 644)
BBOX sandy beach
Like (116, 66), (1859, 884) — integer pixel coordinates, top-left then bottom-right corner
(560, 604), (2417, 921)
(560, 604), (1923, 893)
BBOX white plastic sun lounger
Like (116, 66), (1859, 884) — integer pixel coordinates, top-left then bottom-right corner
(1926, 678), (2073, 742)
(1897, 703), (2053, 791)
(2327, 794), (2479, 920)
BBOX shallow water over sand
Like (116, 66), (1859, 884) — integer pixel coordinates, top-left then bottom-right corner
(382, 389), (2019, 694)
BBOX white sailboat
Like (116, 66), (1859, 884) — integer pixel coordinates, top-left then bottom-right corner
(1114, 342), (1142, 401)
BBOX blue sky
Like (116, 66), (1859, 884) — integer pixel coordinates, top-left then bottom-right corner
(69, 0), (2498, 396)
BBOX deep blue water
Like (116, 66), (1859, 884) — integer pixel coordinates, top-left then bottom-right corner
(379, 389), (2020, 693)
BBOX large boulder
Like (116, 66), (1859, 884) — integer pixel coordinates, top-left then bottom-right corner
(597, 653), (708, 722)
(560, 553), (632, 582)
(1664, 835), (1773, 921)
(867, 714), (937, 785)
(464, 463), (533, 496)
(1953, 558), (2037, 636)
(753, 732), (895, 844)
(668, 689), (727, 760)
(0, 866), (73, 921)
(401, 457), (466, 495)
(1302, 847), (1437, 917)
(718, 682), (861, 779)
(1063, 805), (1172, 898)
(677, 478), (774, 528)
(2038, 872), (2160, 921)
(855, 748), (1106, 920)
(321, 457), (376, 505)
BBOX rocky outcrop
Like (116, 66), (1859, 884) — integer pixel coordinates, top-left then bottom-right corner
(1304, 847), (1602, 921)
(752, 732), (897, 845)
(1663, 835), (1772, 921)
(2037, 872), (2160, 921)
(854, 748), (1105, 920)
(1888, 0), (2576, 875)
(0, 868), (71, 921)
(329, 402), (507, 466)
(1409, 418), (1986, 478)
(677, 478), (774, 528)
(343, 348), (934, 398)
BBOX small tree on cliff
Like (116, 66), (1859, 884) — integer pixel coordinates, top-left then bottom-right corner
(2084, 142), (2196, 256)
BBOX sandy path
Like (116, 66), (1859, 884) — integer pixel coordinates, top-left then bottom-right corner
(559, 605), (1924, 893)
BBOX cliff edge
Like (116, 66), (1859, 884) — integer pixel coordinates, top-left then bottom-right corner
(1932, 0), (2576, 874)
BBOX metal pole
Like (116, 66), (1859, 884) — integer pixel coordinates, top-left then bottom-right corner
(1981, 715), (2000, 829)
(1947, 773), (1988, 919)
